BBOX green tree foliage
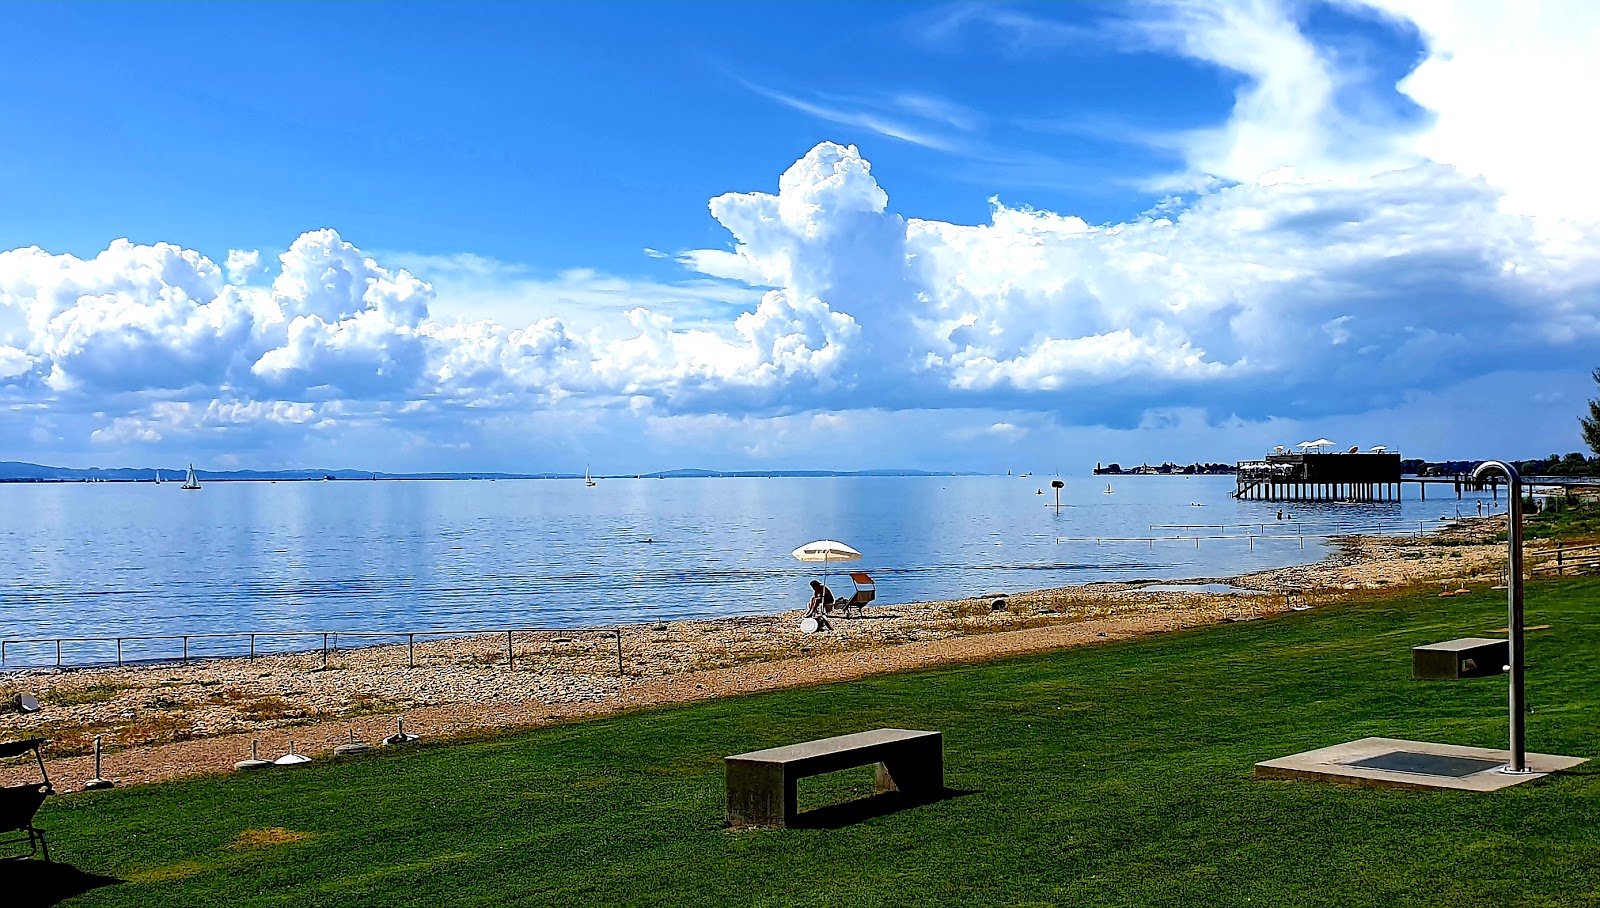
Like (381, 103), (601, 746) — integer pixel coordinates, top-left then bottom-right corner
(1584, 368), (1600, 458)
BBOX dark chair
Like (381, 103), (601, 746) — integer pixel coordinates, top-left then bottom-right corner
(0, 738), (53, 861)
(831, 572), (876, 618)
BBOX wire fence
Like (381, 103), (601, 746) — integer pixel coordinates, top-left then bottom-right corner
(0, 626), (626, 674)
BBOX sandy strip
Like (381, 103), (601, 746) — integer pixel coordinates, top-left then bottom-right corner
(0, 516), (1533, 789)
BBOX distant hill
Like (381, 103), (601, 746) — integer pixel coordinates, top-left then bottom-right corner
(0, 461), (982, 483)
(0, 461), (549, 482)
(641, 468), (980, 479)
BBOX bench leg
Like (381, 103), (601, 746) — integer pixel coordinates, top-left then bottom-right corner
(726, 761), (793, 828)
(876, 750), (944, 802)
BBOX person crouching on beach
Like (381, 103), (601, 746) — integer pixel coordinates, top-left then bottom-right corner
(807, 580), (835, 620)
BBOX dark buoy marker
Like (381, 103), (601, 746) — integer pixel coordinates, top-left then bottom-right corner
(383, 717), (419, 746)
(1051, 479), (1065, 513)
(334, 729), (370, 756)
(82, 735), (114, 790)
(234, 739), (272, 771)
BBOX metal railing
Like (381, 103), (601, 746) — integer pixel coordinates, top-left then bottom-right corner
(0, 626), (626, 674)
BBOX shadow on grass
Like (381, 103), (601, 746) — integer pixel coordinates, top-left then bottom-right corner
(790, 787), (978, 830)
(0, 858), (121, 907)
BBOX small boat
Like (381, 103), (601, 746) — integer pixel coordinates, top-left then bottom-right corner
(153, 470), (162, 485)
(181, 464), (201, 491)
(585, 467), (596, 488)
(1102, 483), (1114, 494)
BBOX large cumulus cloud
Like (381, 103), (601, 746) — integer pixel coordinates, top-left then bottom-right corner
(4, 0), (1600, 463)
(3, 139), (1599, 455)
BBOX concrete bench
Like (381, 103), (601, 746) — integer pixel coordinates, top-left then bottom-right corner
(725, 728), (943, 828)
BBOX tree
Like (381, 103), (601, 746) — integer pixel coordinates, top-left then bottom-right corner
(1584, 369), (1600, 458)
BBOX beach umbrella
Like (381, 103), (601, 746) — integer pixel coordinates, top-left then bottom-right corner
(1309, 438), (1334, 453)
(1295, 441), (1317, 450)
(1369, 445), (1388, 453)
(792, 540), (862, 599)
(791, 539), (862, 563)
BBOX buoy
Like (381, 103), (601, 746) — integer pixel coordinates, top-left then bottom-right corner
(334, 729), (370, 756)
(234, 739), (273, 771)
(274, 740), (312, 766)
(382, 717), (419, 746)
(82, 735), (114, 789)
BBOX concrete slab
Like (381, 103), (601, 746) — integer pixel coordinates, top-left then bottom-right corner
(1255, 737), (1588, 791)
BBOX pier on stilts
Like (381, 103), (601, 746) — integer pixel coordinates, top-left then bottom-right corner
(1233, 447), (1501, 502)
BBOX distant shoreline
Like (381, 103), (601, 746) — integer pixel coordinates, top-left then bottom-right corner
(0, 472), (987, 484)
(0, 462), (986, 483)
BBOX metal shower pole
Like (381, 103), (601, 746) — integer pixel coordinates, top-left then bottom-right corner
(1471, 460), (1528, 773)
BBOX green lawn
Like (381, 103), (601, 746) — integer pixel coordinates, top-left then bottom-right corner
(21, 579), (1600, 908)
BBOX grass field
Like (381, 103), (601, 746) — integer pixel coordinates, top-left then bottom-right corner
(18, 578), (1600, 907)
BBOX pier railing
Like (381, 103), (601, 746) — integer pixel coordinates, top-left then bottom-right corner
(0, 626), (627, 674)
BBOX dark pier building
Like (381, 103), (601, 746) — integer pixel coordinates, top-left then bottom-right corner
(1234, 450), (1401, 501)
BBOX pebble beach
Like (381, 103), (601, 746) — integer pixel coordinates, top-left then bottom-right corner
(0, 517), (1522, 788)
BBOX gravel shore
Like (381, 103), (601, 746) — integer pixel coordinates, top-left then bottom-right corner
(1, 517), (1521, 789)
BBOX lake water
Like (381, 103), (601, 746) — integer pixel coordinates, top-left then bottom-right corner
(0, 475), (1499, 656)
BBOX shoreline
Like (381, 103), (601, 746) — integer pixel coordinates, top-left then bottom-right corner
(0, 518), (1523, 789)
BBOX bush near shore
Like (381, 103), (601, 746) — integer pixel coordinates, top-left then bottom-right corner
(21, 576), (1600, 908)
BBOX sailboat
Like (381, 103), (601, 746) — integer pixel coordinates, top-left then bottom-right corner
(585, 467), (596, 488)
(1102, 483), (1114, 494)
(181, 464), (201, 490)
(153, 470), (162, 485)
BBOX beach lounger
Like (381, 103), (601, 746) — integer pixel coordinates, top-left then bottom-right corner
(833, 572), (876, 618)
(0, 738), (53, 861)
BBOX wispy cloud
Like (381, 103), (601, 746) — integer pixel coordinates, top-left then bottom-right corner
(913, 2), (1120, 54)
(739, 79), (963, 152)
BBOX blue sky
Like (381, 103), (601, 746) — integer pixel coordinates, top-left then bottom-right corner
(2, 1), (1598, 473)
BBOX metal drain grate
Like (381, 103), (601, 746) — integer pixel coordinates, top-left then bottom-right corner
(1346, 751), (1505, 778)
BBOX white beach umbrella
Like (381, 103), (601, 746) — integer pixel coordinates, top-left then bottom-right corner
(792, 540), (862, 600)
(791, 540), (862, 562)
(1296, 441), (1317, 451)
(1308, 438), (1334, 452)
(1370, 445), (1388, 453)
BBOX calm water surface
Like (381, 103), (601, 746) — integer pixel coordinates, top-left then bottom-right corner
(0, 476), (1499, 658)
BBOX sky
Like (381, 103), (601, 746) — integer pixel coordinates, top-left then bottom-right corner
(2, 0), (1599, 474)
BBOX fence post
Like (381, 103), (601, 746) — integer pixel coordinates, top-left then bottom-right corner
(182, 636), (188, 664)
(250, 634), (256, 661)
(615, 628), (624, 676)
(1557, 544), (1564, 575)
(408, 633), (415, 668)
(507, 630), (514, 671)
(56, 640), (61, 668)
(116, 638), (122, 667)
(322, 633), (328, 669)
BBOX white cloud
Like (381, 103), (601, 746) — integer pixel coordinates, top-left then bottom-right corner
(7, 2), (1600, 467)
(1131, 0), (1420, 188)
(1358, 0), (1600, 227)
(224, 249), (267, 285)
(0, 345), (30, 380)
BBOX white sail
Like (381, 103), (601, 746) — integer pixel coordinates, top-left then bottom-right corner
(181, 464), (201, 490)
